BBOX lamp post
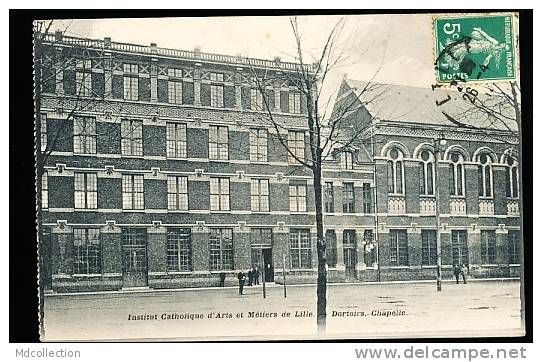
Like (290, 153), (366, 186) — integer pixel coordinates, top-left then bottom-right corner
(434, 132), (447, 292)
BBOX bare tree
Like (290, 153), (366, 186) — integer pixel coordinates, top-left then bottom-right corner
(435, 80), (524, 331)
(246, 17), (386, 333)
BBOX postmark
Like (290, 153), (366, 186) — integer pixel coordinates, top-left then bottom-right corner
(434, 14), (516, 83)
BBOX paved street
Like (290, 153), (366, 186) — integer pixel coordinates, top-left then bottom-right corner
(43, 280), (523, 341)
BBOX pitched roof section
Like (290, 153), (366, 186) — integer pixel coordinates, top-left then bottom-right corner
(343, 79), (518, 132)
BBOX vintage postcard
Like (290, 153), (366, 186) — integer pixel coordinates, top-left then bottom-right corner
(35, 12), (525, 341)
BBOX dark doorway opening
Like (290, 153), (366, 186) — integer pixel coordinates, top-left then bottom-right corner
(262, 248), (274, 282)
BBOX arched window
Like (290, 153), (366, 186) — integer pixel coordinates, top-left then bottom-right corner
(449, 152), (465, 197)
(387, 148), (404, 194)
(478, 153), (493, 198)
(505, 155), (519, 198)
(418, 150), (435, 195)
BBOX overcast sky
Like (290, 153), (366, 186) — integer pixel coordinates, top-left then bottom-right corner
(49, 15), (437, 109)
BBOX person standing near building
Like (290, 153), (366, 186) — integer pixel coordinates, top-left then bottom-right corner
(453, 264), (461, 284)
(254, 266), (260, 285)
(461, 264), (469, 284)
(247, 268), (253, 286)
(237, 271), (245, 295)
(219, 271), (226, 287)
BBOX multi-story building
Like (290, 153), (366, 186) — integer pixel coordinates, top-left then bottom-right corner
(37, 32), (374, 292)
(37, 33), (521, 293)
(332, 79), (521, 282)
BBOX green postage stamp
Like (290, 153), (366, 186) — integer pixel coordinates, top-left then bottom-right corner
(434, 14), (516, 83)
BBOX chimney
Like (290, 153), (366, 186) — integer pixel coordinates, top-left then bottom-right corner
(104, 37), (111, 48)
(150, 42), (157, 53)
(194, 46), (202, 57)
(54, 30), (63, 41)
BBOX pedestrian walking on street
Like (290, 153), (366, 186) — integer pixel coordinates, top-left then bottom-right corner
(237, 271), (246, 295)
(219, 271), (226, 287)
(254, 266), (260, 285)
(461, 264), (469, 284)
(453, 264), (461, 284)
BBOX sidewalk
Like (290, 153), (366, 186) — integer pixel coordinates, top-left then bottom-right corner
(44, 276), (520, 297)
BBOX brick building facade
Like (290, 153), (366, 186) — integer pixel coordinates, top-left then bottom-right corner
(37, 33), (521, 293)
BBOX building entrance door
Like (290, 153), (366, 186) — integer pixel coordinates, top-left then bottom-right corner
(343, 230), (357, 278)
(262, 248), (274, 282)
(122, 228), (148, 288)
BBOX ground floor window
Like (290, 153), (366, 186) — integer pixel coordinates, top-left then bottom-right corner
(289, 229), (311, 269)
(209, 228), (234, 271)
(167, 228), (192, 272)
(73, 228), (101, 274)
(421, 229), (437, 266)
(451, 230), (469, 266)
(389, 229), (408, 266)
(481, 230), (497, 264)
(325, 230), (337, 268)
(343, 230), (357, 270)
(508, 230), (521, 264)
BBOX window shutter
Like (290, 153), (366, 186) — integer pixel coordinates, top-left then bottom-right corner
(183, 81), (194, 105)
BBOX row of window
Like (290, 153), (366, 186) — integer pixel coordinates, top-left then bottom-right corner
(42, 172), (371, 213)
(55, 227), (522, 275)
(70, 65), (304, 113)
(41, 115), (313, 164)
(386, 147), (520, 199)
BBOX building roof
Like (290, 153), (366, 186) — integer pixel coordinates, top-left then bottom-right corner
(42, 32), (301, 72)
(343, 79), (518, 132)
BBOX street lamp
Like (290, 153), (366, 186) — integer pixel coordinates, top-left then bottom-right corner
(433, 132), (447, 292)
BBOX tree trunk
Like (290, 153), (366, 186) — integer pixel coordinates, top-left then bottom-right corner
(313, 159), (326, 334)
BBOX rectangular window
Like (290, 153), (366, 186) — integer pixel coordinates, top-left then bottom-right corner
(167, 68), (183, 78)
(210, 72), (224, 82)
(211, 84), (224, 108)
(289, 184), (307, 212)
(342, 151), (353, 170)
(250, 228), (272, 267)
(289, 92), (301, 114)
(287, 130), (305, 164)
(250, 88), (263, 110)
(167, 176), (188, 211)
(324, 182), (334, 213)
(209, 228), (234, 271)
(389, 229), (408, 266)
(123, 63), (139, 74)
(122, 174), (144, 210)
(73, 116), (96, 154)
(481, 230), (497, 264)
(249, 128), (268, 162)
(74, 173), (97, 209)
(167, 228), (192, 272)
(451, 230), (469, 266)
(325, 230), (337, 268)
(41, 172), (48, 209)
(508, 230), (521, 264)
(209, 125), (229, 160)
(76, 71), (92, 97)
(421, 229), (437, 266)
(210, 177), (230, 211)
(73, 228), (101, 275)
(250, 179), (269, 212)
(290, 229), (311, 269)
(40, 113), (47, 151)
(121, 119), (143, 156)
(362, 183), (372, 213)
(168, 80), (183, 104)
(123, 75), (139, 101)
(166, 122), (187, 158)
(342, 182), (355, 213)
